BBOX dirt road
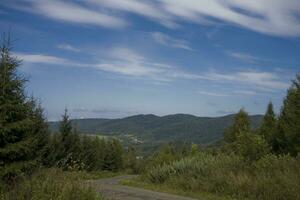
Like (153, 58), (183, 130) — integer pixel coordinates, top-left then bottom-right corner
(88, 175), (197, 200)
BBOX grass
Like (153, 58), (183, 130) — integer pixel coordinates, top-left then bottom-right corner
(122, 178), (236, 200)
(124, 152), (300, 200)
(0, 168), (113, 200)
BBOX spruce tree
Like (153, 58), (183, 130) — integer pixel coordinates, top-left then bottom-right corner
(277, 74), (300, 156)
(259, 102), (277, 150)
(224, 109), (251, 143)
(59, 109), (73, 157)
(0, 36), (48, 183)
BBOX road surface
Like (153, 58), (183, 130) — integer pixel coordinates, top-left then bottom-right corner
(88, 175), (197, 200)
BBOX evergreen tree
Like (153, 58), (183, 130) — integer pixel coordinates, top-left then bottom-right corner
(0, 36), (48, 183)
(81, 136), (97, 171)
(277, 74), (300, 156)
(224, 109), (251, 143)
(235, 132), (270, 161)
(103, 139), (123, 171)
(59, 109), (73, 157)
(93, 137), (105, 170)
(259, 102), (277, 151)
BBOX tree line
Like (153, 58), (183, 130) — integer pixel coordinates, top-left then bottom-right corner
(223, 74), (300, 160)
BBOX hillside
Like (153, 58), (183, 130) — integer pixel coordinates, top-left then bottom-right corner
(48, 114), (263, 152)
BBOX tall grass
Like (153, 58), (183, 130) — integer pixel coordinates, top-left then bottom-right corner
(0, 168), (104, 200)
(144, 152), (300, 200)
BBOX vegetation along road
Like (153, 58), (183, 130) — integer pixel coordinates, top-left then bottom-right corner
(88, 175), (197, 200)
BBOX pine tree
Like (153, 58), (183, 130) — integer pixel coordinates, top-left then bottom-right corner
(224, 109), (251, 143)
(59, 109), (73, 157)
(103, 139), (123, 171)
(259, 102), (277, 151)
(277, 74), (300, 156)
(0, 36), (48, 183)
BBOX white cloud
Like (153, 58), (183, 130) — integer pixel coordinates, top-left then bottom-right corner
(227, 51), (259, 63)
(151, 32), (193, 51)
(9, 0), (127, 28)
(15, 50), (290, 90)
(14, 52), (69, 65)
(86, 0), (177, 28)
(57, 43), (80, 52)
(6, 0), (300, 37)
(198, 91), (229, 97)
(206, 71), (289, 90)
(160, 0), (300, 37)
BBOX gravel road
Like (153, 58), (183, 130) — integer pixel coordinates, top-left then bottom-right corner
(88, 175), (198, 200)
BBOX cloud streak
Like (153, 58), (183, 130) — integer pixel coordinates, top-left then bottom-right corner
(198, 91), (229, 97)
(8, 0), (127, 28)
(227, 51), (259, 63)
(15, 50), (290, 91)
(161, 0), (300, 37)
(6, 0), (300, 37)
(57, 43), (81, 52)
(151, 32), (193, 51)
(14, 53), (70, 65)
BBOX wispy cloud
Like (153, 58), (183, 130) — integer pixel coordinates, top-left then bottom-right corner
(14, 52), (69, 65)
(198, 91), (229, 97)
(227, 51), (259, 63)
(6, 0), (300, 37)
(86, 0), (177, 28)
(161, 0), (300, 37)
(8, 0), (127, 28)
(206, 71), (289, 90)
(15, 50), (290, 91)
(57, 43), (80, 52)
(151, 32), (193, 51)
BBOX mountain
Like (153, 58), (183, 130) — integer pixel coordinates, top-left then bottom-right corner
(48, 114), (263, 152)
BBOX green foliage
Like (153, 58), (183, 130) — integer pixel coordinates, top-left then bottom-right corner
(259, 102), (278, 152)
(277, 74), (300, 156)
(234, 132), (270, 161)
(45, 112), (125, 172)
(103, 138), (123, 171)
(0, 36), (48, 183)
(144, 143), (192, 171)
(224, 109), (251, 143)
(123, 146), (140, 173)
(0, 168), (103, 200)
(59, 109), (74, 155)
(143, 152), (300, 200)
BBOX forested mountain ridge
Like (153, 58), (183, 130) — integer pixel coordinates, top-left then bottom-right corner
(48, 114), (263, 145)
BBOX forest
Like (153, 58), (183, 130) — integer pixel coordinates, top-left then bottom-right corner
(1, 36), (300, 200)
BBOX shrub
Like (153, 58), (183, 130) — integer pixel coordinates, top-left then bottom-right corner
(0, 168), (103, 200)
(144, 152), (300, 200)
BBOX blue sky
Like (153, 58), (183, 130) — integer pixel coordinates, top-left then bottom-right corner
(1, 0), (299, 120)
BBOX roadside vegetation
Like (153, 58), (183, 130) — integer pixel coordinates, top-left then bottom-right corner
(0, 169), (104, 200)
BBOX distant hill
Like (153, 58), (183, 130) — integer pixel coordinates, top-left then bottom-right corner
(48, 114), (263, 152)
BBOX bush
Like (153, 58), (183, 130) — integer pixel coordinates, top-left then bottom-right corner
(144, 152), (300, 200)
(0, 168), (103, 200)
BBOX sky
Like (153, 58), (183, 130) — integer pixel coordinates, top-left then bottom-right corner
(0, 0), (300, 120)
